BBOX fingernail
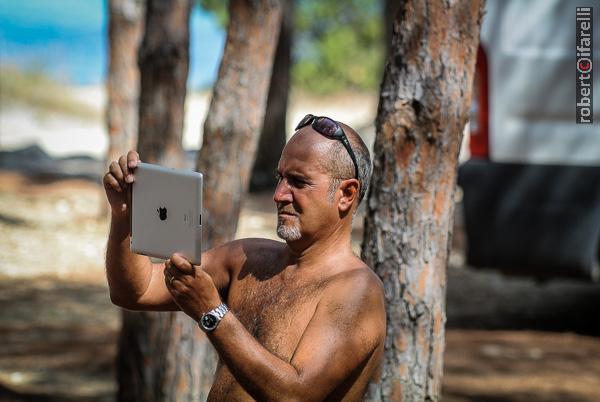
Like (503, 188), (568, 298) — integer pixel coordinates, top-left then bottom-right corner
(125, 175), (133, 183)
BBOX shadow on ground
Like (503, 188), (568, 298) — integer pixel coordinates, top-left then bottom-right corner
(0, 278), (118, 402)
(2, 271), (600, 402)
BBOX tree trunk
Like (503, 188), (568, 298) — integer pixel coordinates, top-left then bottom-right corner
(196, 0), (282, 246)
(136, 0), (190, 168)
(249, 0), (292, 193)
(383, 0), (401, 60)
(361, 1), (484, 401)
(117, 1), (194, 402)
(104, 0), (144, 216)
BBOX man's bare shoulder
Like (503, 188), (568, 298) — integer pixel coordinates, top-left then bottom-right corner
(233, 237), (287, 250)
(226, 237), (286, 259)
(326, 263), (385, 306)
(224, 238), (287, 274)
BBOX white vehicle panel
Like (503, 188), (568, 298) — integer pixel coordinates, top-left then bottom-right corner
(482, 0), (600, 165)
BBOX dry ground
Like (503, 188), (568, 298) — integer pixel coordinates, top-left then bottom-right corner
(1, 171), (599, 402)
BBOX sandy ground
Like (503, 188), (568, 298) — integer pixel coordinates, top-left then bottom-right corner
(0, 170), (599, 402)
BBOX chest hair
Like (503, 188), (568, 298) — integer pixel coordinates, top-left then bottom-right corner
(230, 273), (331, 361)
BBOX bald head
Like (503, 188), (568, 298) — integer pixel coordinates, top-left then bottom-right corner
(286, 119), (372, 206)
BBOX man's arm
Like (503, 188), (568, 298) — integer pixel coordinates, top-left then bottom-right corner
(103, 150), (233, 310)
(106, 217), (234, 310)
(206, 269), (386, 401)
(105, 213), (164, 309)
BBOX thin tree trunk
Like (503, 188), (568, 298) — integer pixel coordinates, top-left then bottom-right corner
(362, 1), (484, 401)
(117, 1), (193, 401)
(249, 0), (292, 193)
(196, 0), (282, 246)
(103, 0), (144, 216)
(136, 0), (190, 168)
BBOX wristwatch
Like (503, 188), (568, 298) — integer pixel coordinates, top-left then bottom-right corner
(198, 303), (229, 332)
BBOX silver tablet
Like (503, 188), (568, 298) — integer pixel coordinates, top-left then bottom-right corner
(130, 162), (203, 264)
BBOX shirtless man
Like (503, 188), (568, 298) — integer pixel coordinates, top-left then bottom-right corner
(104, 114), (386, 401)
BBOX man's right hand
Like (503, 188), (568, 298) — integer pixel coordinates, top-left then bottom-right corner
(103, 150), (140, 219)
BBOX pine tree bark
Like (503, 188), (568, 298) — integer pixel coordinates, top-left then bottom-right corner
(249, 0), (292, 192)
(362, 1), (484, 401)
(196, 0), (282, 246)
(104, 0), (144, 216)
(136, 0), (190, 168)
(116, 1), (194, 402)
(106, 0), (145, 163)
(383, 0), (401, 60)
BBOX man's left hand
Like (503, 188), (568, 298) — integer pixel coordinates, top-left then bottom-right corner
(164, 253), (222, 321)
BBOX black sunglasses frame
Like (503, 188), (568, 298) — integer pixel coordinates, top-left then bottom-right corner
(295, 114), (359, 180)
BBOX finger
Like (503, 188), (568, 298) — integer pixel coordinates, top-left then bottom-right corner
(126, 181), (132, 210)
(171, 253), (195, 275)
(165, 272), (187, 297)
(103, 172), (122, 193)
(127, 150), (140, 170)
(166, 266), (179, 280)
(163, 264), (181, 291)
(109, 161), (126, 189)
(164, 272), (177, 293)
(119, 155), (133, 184)
(163, 261), (177, 279)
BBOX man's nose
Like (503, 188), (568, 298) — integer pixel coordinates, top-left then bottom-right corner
(273, 180), (293, 204)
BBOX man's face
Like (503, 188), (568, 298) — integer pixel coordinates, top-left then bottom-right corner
(273, 131), (338, 243)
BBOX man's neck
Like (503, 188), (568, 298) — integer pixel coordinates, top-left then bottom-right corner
(285, 222), (355, 273)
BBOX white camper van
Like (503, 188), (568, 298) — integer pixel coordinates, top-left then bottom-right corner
(459, 0), (600, 280)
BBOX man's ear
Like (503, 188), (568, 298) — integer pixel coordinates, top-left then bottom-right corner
(338, 179), (360, 213)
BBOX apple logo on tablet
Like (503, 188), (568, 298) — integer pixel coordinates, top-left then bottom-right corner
(157, 207), (167, 221)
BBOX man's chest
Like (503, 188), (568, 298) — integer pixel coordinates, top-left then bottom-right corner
(227, 275), (329, 361)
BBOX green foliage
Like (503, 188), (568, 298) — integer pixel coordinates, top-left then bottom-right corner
(293, 0), (384, 93)
(196, 0), (228, 26)
(0, 67), (99, 120)
(196, 0), (384, 94)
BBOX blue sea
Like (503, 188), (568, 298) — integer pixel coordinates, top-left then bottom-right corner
(0, 0), (225, 88)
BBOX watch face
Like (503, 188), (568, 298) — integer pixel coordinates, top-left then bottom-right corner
(201, 313), (218, 330)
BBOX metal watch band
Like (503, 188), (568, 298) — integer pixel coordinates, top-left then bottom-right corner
(199, 303), (229, 332)
(211, 303), (229, 319)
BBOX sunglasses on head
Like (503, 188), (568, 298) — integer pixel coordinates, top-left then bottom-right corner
(295, 114), (359, 180)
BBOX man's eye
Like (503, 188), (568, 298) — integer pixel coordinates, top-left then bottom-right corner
(290, 178), (307, 187)
(274, 173), (307, 188)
